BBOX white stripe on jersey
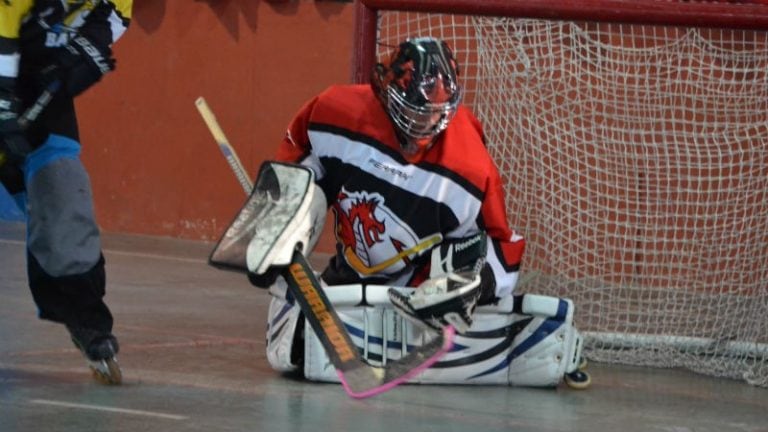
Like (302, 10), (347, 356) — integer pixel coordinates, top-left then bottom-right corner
(107, 9), (128, 42)
(306, 129), (482, 237)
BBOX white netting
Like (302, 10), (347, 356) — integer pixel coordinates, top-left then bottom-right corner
(376, 12), (768, 387)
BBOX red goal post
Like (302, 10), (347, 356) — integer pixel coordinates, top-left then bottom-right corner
(352, 0), (768, 83)
(351, 0), (768, 387)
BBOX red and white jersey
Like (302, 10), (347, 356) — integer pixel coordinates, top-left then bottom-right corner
(276, 84), (525, 298)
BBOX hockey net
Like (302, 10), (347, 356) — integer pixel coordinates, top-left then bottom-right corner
(354, 0), (768, 387)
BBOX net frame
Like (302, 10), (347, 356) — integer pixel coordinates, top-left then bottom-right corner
(352, 0), (768, 387)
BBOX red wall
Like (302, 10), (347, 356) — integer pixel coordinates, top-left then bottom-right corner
(75, 1), (354, 252)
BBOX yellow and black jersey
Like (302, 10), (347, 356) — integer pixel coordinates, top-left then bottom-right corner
(0, 1), (29, 83)
(0, 0), (131, 81)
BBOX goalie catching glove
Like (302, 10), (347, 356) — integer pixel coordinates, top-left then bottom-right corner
(388, 232), (490, 334)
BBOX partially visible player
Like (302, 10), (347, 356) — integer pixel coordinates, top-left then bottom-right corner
(251, 37), (525, 371)
(0, 0), (132, 384)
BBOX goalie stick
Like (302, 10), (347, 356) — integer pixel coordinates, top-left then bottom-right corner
(195, 97), (254, 194)
(197, 98), (456, 398)
(285, 248), (455, 398)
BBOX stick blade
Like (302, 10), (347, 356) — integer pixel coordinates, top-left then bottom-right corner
(338, 325), (456, 399)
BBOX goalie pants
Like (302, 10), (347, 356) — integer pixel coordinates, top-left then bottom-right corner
(0, 92), (114, 335)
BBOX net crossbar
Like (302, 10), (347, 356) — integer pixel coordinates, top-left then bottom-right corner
(356, 0), (768, 387)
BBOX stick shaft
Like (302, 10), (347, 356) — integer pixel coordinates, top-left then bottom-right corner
(18, 80), (61, 130)
(195, 97), (253, 194)
(0, 80), (61, 166)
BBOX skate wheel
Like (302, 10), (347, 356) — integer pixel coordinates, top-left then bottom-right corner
(89, 358), (123, 385)
(579, 358), (588, 370)
(564, 369), (591, 390)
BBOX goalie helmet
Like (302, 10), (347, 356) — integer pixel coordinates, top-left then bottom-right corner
(372, 37), (462, 159)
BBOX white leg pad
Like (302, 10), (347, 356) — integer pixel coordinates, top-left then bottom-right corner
(298, 285), (584, 387)
(265, 280), (303, 373)
(304, 306), (426, 382)
(506, 312), (582, 387)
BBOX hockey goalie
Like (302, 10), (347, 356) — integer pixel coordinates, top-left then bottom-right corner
(209, 36), (590, 389)
(210, 161), (590, 389)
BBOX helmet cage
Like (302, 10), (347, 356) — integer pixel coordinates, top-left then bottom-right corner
(386, 83), (461, 140)
(373, 37), (463, 147)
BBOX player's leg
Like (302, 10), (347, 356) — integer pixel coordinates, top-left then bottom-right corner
(24, 131), (121, 384)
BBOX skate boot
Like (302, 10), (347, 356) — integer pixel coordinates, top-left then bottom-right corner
(67, 326), (122, 385)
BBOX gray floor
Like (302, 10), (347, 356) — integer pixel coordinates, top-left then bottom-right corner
(1, 221), (767, 432)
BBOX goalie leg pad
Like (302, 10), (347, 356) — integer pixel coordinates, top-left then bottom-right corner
(303, 285), (584, 387)
(506, 305), (581, 387)
(304, 303), (430, 383)
(266, 278), (303, 372)
(304, 306), (368, 383)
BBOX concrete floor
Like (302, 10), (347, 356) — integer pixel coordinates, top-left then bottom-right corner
(1, 221), (767, 432)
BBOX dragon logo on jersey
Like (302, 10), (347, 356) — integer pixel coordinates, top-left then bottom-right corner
(333, 188), (441, 275)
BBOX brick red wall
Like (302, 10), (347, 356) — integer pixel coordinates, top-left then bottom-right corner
(75, 0), (353, 252)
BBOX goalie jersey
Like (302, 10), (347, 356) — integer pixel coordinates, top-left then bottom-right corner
(276, 84), (525, 298)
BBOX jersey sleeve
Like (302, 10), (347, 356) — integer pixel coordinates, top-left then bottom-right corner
(275, 95), (317, 163)
(481, 166), (526, 298)
(429, 107), (526, 298)
(274, 94), (334, 194)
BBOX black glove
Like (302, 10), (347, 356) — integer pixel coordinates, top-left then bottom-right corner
(21, 2), (114, 97)
(0, 86), (32, 169)
(40, 35), (116, 97)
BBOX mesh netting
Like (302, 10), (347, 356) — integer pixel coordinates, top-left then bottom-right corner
(376, 12), (768, 387)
